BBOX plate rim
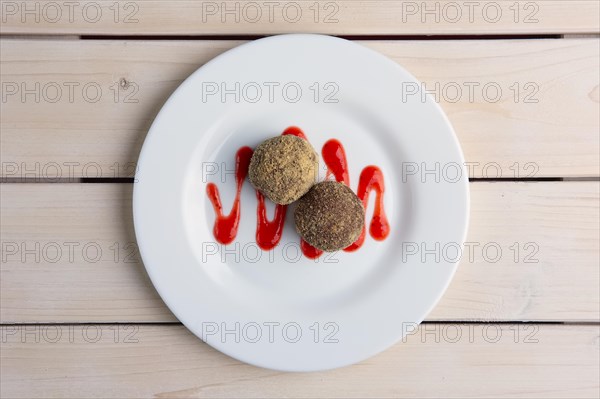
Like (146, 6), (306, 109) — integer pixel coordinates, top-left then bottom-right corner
(133, 33), (470, 371)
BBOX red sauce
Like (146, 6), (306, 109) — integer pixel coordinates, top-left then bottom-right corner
(255, 192), (287, 250)
(206, 128), (390, 259)
(281, 126), (307, 140)
(300, 238), (324, 259)
(321, 139), (391, 253)
(322, 139), (350, 186)
(206, 146), (253, 245)
(344, 166), (391, 252)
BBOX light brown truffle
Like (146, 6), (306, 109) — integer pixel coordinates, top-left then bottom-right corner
(248, 135), (319, 205)
(294, 181), (365, 252)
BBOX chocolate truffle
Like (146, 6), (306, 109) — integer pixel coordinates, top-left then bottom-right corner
(249, 135), (319, 205)
(294, 181), (365, 251)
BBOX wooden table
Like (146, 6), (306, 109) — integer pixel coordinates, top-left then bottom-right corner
(1, 1), (599, 397)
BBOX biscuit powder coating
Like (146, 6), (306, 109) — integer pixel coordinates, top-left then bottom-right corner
(249, 135), (319, 205)
(295, 181), (365, 251)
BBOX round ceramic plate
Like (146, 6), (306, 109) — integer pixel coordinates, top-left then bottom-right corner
(133, 34), (469, 371)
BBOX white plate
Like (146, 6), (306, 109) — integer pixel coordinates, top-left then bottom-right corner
(133, 34), (469, 371)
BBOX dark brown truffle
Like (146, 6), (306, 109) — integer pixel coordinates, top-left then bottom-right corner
(294, 181), (365, 252)
(248, 135), (319, 205)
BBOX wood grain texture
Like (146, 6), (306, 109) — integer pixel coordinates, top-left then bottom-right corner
(1, 3), (598, 397)
(1, 181), (598, 323)
(1, 324), (598, 398)
(1, 0), (599, 35)
(1, 38), (598, 178)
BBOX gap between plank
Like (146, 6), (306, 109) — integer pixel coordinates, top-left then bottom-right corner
(1, 321), (598, 326)
(0, 34), (566, 41)
(80, 34), (565, 41)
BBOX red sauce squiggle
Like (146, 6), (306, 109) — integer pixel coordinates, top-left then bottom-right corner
(255, 192), (287, 250)
(281, 126), (308, 140)
(300, 238), (324, 259)
(206, 128), (390, 259)
(206, 145), (287, 250)
(206, 130), (297, 250)
(206, 146), (253, 245)
(321, 139), (391, 253)
(344, 166), (391, 252)
(322, 139), (350, 186)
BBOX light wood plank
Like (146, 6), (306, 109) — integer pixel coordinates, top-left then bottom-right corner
(1, 182), (598, 323)
(1, 38), (598, 178)
(1, 324), (598, 398)
(1, 0), (598, 35)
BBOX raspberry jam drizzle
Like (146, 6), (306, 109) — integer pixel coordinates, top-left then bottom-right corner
(281, 125), (308, 140)
(205, 127), (389, 258)
(321, 139), (391, 252)
(300, 238), (324, 259)
(322, 139), (350, 186)
(206, 146), (253, 245)
(206, 146), (287, 250)
(255, 191), (287, 250)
